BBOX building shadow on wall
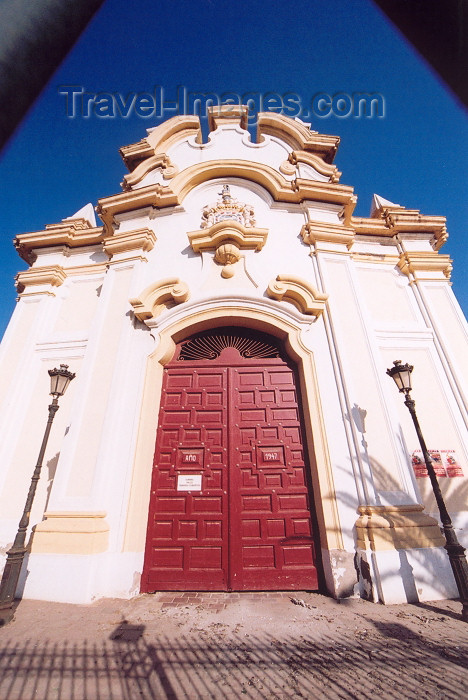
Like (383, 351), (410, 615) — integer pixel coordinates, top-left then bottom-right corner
(0, 617), (467, 699)
(334, 446), (465, 604)
(44, 452), (59, 514)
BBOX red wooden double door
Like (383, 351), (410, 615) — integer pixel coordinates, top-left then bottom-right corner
(141, 330), (319, 592)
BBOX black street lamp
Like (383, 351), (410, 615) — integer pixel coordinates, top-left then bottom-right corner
(387, 360), (468, 622)
(0, 364), (75, 626)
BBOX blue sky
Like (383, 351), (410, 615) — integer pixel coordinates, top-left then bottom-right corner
(0, 0), (467, 338)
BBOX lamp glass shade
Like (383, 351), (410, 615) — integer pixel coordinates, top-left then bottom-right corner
(387, 361), (413, 393)
(48, 364), (75, 397)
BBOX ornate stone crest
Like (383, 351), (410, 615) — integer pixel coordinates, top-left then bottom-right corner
(187, 185), (268, 278)
(201, 185), (256, 228)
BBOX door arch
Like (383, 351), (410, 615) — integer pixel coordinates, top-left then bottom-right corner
(141, 327), (320, 592)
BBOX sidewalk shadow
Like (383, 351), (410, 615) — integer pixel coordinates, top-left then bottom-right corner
(0, 616), (467, 699)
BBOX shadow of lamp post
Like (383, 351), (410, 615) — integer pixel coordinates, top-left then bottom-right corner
(0, 364), (75, 626)
(386, 360), (468, 623)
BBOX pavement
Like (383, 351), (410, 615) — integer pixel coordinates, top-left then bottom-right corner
(0, 591), (467, 699)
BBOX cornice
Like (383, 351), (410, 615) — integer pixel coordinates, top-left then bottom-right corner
(120, 116), (201, 171)
(130, 278), (190, 322)
(119, 138), (154, 171)
(397, 251), (452, 279)
(103, 227), (156, 257)
(267, 274), (328, 317)
(293, 178), (356, 222)
(351, 208), (448, 250)
(301, 221), (355, 248)
(288, 151), (342, 183)
(97, 159), (357, 232)
(120, 110), (339, 170)
(187, 220), (268, 253)
(351, 216), (392, 237)
(146, 115), (202, 151)
(385, 210), (448, 250)
(15, 219), (104, 264)
(207, 104), (249, 132)
(174, 160), (356, 210)
(257, 112), (340, 163)
(16, 265), (67, 294)
(97, 184), (178, 233)
(121, 153), (179, 190)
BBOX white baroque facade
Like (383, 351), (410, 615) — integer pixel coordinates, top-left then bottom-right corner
(0, 107), (467, 605)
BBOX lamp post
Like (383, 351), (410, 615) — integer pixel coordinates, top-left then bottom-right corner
(0, 364), (75, 626)
(387, 360), (468, 622)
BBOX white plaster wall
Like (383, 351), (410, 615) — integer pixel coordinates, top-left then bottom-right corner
(317, 253), (419, 506)
(167, 125), (294, 181)
(1, 115), (467, 607)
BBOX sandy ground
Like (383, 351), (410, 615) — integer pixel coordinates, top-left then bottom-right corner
(0, 591), (467, 699)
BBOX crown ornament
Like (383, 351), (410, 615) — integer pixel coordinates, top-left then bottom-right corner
(201, 185), (256, 229)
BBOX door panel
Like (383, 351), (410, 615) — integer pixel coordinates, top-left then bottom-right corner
(229, 365), (318, 590)
(142, 367), (228, 591)
(141, 340), (319, 593)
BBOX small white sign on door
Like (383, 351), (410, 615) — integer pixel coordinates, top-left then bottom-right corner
(177, 474), (202, 491)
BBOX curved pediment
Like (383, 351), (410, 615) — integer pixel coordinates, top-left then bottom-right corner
(129, 278), (190, 322)
(267, 275), (328, 317)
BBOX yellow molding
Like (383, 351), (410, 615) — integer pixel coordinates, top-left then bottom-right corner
(97, 184), (178, 233)
(130, 278), (190, 321)
(31, 511), (109, 555)
(98, 160), (357, 232)
(408, 277), (453, 286)
(279, 159), (296, 176)
(188, 220), (268, 253)
(62, 263), (108, 277)
(15, 290), (55, 298)
(107, 255), (150, 266)
(145, 115), (202, 151)
(267, 274), (328, 316)
(301, 221), (355, 248)
(289, 151), (342, 183)
(173, 160), (356, 209)
(120, 109), (338, 168)
(397, 251), (452, 279)
(119, 138), (154, 169)
(15, 220), (105, 264)
(351, 216), (392, 237)
(119, 116), (201, 171)
(121, 153), (179, 190)
(351, 211), (448, 250)
(294, 178), (356, 222)
(120, 116), (201, 169)
(384, 209), (448, 250)
(257, 112), (340, 163)
(173, 159), (289, 201)
(207, 104), (249, 131)
(103, 227), (156, 257)
(355, 504), (445, 551)
(16, 265), (67, 293)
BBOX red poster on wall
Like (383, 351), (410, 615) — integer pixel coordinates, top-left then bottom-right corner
(428, 451), (446, 476)
(411, 451), (428, 478)
(411, 450), (464, 478)
(441, 450), (464, 477)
